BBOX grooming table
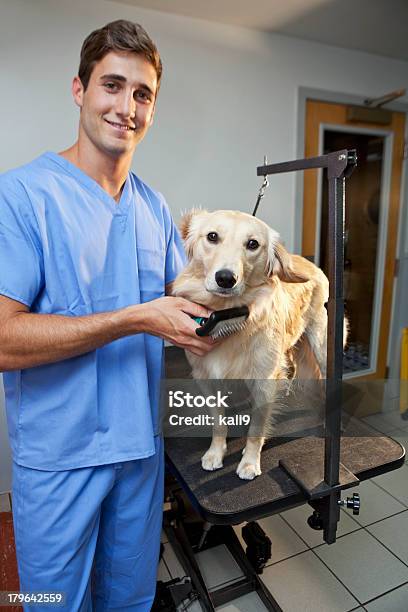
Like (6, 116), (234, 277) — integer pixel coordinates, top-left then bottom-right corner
(162, 348), (405, 611)
(165, 347), (405, 526)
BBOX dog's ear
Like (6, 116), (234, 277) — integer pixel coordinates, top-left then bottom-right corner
(273, 243), (308, 283)
(179, 209), (196, 241)
(267, 232), (308, 283)
(179, 208), (208, 259)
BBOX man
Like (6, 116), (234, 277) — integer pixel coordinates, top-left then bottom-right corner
(0, 19), (215, 611)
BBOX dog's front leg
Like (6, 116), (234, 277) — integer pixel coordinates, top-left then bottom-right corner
(236, 436), (264, 480)
(236, 382), (277, 480)
(201, 408), (228, 471)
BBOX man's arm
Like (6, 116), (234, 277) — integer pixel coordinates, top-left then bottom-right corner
(0, 294), (214, 371)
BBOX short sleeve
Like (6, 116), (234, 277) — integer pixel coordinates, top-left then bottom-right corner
(160, 197), (186, 285)
(0, 175), (44, 307)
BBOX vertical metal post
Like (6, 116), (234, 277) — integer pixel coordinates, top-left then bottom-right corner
(323, 171), (345, 543)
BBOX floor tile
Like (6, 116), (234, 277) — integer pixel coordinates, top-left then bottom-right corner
(314, 529), (408, 603)
(381, 385), (401, 411)
(195, 545), (244, 589)
(388, 429), (408, 463)
(280, 503), (361, 547)
(259, 514), (308, 563)
(365, 582), (408, 611)
(372, 464), (408, 506)
(232, 524), (245, 546)
(157, 558), (171, 581)
(361, 414), (396, 434)
(260, 550), (359, 611)
(380, 410), (408, 431)
(161, 542), (186, 579)
(233, 514), (307, 565)
(350, 479), (405, 527)
(367, 510), (408, 564)
(216, 591), (269, 611)
(185, 600), (204, 611)
(400, 419), (408, 432)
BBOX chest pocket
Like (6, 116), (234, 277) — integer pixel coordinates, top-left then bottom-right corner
(137, 247), (165, 302)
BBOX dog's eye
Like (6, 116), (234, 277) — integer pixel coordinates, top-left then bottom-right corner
(247, 239), (259, 250)
(207, 232), (219, 243)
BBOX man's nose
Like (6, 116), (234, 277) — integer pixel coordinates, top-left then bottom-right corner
(117, 91), (136, 118)
(215, 269), (237, 289)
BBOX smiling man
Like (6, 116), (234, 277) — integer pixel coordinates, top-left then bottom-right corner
(0, 20), (215, 611)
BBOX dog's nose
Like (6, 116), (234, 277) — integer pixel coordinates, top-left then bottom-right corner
(215, 269), (237, 289)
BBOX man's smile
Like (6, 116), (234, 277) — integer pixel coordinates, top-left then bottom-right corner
(104, 119), (136, 131)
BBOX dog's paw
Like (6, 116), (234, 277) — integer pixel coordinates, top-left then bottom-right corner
(236, 459), (261, 480)
(201, 449), (224, 471)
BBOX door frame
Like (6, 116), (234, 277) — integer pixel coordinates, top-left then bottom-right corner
(295, 88), (408, 378)
(316, 123), (393, 379)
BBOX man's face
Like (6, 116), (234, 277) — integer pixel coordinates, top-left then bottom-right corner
(73, 51), (158, 159)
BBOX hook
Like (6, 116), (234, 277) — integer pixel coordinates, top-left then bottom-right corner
(252, 155), (269, 217)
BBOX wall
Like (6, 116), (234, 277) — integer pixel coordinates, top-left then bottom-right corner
(1, 0), (407, 244)
(0, 381), (11, 492)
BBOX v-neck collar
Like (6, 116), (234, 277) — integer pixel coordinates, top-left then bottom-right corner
(44, 151), (132, 215)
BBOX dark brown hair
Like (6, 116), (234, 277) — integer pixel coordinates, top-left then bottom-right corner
(78, 19), (162, 91)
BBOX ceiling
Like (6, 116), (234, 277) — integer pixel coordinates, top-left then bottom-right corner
(112, 0), (408, 62)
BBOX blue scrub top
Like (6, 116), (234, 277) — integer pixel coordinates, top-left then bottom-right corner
(0, 152), (186, 470)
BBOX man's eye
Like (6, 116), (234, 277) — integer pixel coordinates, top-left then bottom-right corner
(207, 232), (218, 243)
(136, 91), (152, 102)
(247, 239), (259, 250)
(104, 82), (119, 91)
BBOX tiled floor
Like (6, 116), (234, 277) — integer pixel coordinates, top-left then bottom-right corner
(160, 475), (408, 610)
(158, 406), (408, 611)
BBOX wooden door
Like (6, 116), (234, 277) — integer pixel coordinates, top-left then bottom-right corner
(302, 100), (405, 380)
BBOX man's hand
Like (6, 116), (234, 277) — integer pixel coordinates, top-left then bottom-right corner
(135, 296), (216, 356)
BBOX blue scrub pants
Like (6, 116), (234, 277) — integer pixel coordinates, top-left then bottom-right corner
(11, 436), (164, 611)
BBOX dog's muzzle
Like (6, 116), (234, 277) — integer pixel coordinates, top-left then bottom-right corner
(215, 269), (237, 289)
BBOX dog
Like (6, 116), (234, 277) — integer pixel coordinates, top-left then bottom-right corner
(172, 209), (332, 480)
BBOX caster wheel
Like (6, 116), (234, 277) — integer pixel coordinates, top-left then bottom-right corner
(307, 510), (324, 530)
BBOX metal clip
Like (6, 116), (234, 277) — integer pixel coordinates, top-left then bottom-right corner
(252, 155), (269, 217)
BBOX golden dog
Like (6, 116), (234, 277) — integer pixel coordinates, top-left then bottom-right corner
(172, 209), (330, 480)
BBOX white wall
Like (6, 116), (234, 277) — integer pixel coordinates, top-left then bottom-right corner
(1, 0), (408, 247)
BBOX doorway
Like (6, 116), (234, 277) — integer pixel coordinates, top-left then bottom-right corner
(302, 100), (406, 380)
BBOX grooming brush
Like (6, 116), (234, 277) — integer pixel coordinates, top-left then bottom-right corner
(192, 306), (249, 339)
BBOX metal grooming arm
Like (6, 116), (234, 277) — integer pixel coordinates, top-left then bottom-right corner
(257, 149), (358, 544)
